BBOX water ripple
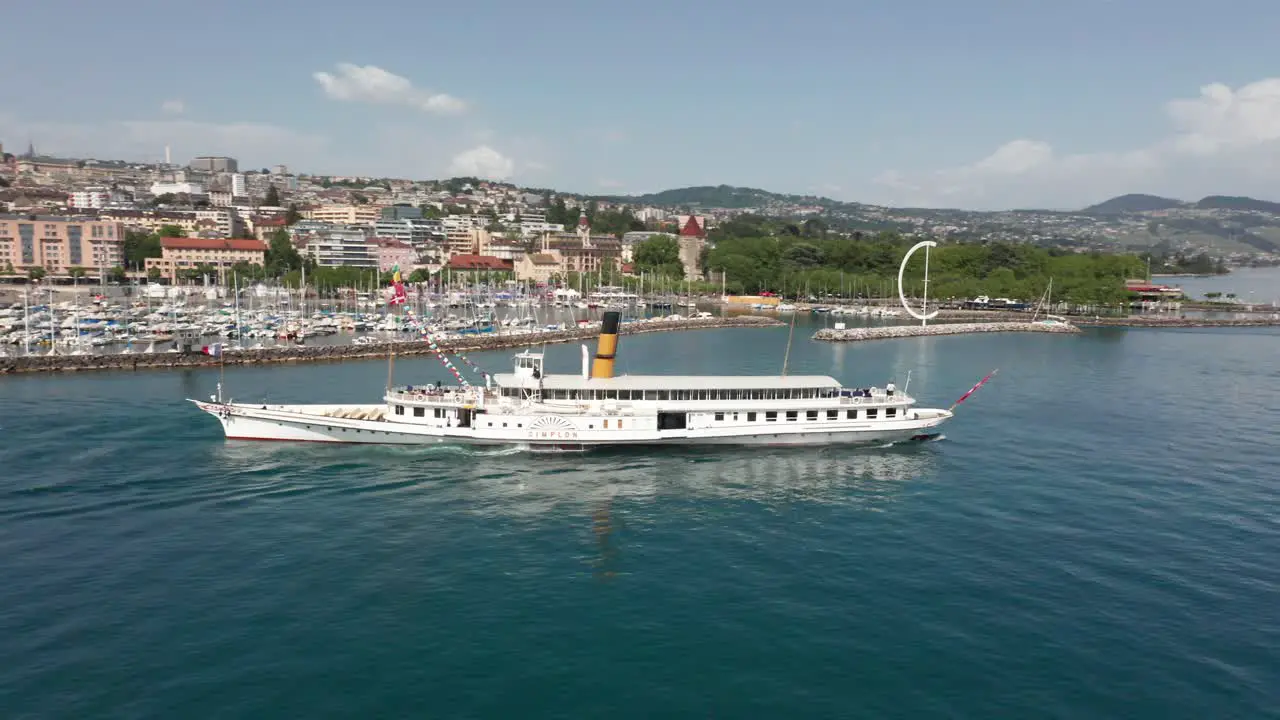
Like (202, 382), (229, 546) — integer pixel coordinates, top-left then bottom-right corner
(1, 326), (1279, 718)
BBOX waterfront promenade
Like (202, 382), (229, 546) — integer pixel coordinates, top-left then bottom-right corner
(0, 315), (782, 375)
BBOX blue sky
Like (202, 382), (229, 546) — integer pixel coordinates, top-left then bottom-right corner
(4, 0), (1280, 210)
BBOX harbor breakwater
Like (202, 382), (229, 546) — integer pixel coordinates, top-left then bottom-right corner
(813, 321), (1081, 343)
(1076, 316), (1280, 328)
(1, 316), (783, 375)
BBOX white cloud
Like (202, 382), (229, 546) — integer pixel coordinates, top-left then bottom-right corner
(872, 77), (1280, 210)
(160, 99), (185, 115)
(313, 63), (466, 114)
(0, 112), (328, 169)
(448, 145), (514, 179)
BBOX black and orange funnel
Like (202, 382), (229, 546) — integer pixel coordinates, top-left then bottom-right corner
(591, 311), (621, 379)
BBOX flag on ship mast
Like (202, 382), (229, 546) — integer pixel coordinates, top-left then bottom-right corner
(201, 343), (223, 357)
(389, 265), (407, 306)
(949, 369), (997, 412)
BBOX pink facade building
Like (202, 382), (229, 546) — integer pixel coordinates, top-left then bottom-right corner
(0, 213), (125, 275)
(375, 239), (418, 272)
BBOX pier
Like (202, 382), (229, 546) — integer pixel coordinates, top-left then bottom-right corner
(813, 321), (1081, 343)
(0, 315), (781, 375)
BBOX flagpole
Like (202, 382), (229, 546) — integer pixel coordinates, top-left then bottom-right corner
(949, 369), (998, 413)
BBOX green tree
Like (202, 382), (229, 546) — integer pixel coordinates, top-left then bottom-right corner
(802, 218), (828, 239)
(147, 267), (162, 281)
(123, 230), (162, 269)
(67, 266), (87, 279)
(547, 198), (567, 225)
(784, 242), (825, 268)
(1, 260), (14, 275)
(633, 234), (684, 278)
(106, 266), (127, 283)
(266, 229), (302, 276)
(151, 193), (177, 207)
(27, 267), (46, 281)
(285, 202), (302, 225)
(157, 224), (184, 238)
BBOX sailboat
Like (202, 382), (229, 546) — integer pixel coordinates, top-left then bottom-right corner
(1031, 278), (1069, 326)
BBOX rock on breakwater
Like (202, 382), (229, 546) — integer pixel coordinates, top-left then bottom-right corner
(0, 316), (782, 375)
(813, 321), (1081, 343)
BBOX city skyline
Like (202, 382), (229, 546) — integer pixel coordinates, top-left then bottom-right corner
(4, 0), (1280, 211)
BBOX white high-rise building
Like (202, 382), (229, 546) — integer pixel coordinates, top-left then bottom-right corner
(230, 173), (247, 197)
(69, 187), (111, 209)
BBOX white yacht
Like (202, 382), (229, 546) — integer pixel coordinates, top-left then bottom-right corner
(193, 312), (953, 449)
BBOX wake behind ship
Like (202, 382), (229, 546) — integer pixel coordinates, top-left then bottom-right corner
(193, 311), (953, 449)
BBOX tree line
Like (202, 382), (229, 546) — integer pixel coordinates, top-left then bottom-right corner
(623, 215), (1148, 304)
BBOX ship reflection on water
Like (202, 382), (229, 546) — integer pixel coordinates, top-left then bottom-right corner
(211, 441), (943, 514)
(450, 443), (944, 518)
(209, 440), (942, 579)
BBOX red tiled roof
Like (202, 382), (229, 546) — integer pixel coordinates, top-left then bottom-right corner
(160, 237), (268, 252)
(447, 254), (514, 271)
(679, 215), (705, 237)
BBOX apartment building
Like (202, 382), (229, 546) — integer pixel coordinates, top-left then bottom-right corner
(305, 204), (382, 225)
(68, 187), (111, 209)
(144, 237), (267, 282)
(189, 156), (238, 173)
(99, 209), (199, 235)
(373, 217), (443, 250)
(297, 226), (377, 268)
(380, 205), (422, 221)
(0, 214), (125, 274)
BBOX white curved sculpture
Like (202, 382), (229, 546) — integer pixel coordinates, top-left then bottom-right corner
(898, 240), (939, 324)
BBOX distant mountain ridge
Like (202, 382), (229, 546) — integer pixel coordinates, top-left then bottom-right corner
(599, 185), (1280, 217)
(600, 184), (835, 210)
(1082, 193), (1280, 215)
(1195, 195), (1280, 214)
(1081, 194), (1185, 214)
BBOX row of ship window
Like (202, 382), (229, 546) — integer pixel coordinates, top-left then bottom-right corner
(715, 408), (896, 422)
(501, 388), (854, 401)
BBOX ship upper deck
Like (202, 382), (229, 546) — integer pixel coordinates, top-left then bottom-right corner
(491, 373), (842, 392)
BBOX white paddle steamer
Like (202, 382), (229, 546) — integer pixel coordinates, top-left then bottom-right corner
(193, 312), (953, 448)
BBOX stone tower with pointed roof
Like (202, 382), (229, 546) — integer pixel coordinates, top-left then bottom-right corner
(676, 214), (706, 281)
(577, 213), (592, 248)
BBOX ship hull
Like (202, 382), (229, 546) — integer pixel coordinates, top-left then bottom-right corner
(192, 401), (950, 448)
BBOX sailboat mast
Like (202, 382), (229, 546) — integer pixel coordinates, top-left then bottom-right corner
(23, 286), (30, 356)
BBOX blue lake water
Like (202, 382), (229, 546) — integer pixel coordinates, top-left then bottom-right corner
(2, 320), (1278, 718)
(1162, 266), (1280, 303)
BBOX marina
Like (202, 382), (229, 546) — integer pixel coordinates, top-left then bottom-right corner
(0, 314), (779, 374)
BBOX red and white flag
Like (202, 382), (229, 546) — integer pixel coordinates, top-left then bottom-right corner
(950, 369), (997, 411)
(201, 343), (223, 357)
